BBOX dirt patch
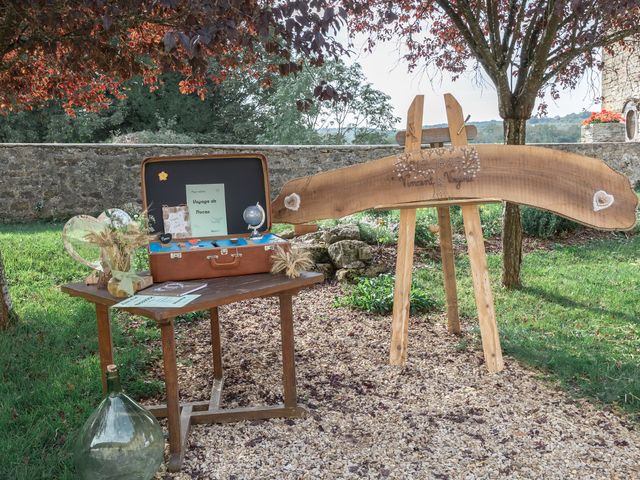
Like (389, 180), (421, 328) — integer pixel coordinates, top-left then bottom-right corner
(151, 283), (640, 479)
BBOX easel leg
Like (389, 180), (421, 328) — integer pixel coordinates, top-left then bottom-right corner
(95, 304), (113, 395)
(437, 207), (461, 334)
(461, 205), (504, 373)
(390, 208), (417, 366)
(279, 293), (297, 408)
(160, 319), (184, 471)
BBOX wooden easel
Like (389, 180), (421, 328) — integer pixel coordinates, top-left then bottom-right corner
(388, 94), (504, 373)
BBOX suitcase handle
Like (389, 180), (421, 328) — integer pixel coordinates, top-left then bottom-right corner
(207, 250), (242, 268)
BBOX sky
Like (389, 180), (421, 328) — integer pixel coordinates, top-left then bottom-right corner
(344, 35), (602, 128)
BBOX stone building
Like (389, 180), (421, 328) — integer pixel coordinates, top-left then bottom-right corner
(602, 38), (640, 142)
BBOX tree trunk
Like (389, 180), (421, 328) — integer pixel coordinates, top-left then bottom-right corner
(501, 117), (527, 289)
(0, 250), (16, 330)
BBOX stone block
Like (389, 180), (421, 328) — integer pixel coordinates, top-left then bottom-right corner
(328, 240), (373, 268)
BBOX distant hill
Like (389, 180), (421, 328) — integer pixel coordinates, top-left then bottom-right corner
(411, 111), (591, 144)
(471, 111), (590, 144)
(319, 111), (591, 144)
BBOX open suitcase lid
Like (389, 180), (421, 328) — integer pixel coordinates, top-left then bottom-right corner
(141, 153), (271, 238)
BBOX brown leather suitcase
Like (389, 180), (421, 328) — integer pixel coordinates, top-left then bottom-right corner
(141, 153), (288, 282)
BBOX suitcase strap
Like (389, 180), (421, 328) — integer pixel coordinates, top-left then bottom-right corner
(207, 248), (242, 269)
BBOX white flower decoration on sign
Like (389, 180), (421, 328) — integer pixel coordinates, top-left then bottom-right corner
(284, 193), (301, 211)
(592, 190), (615, 212)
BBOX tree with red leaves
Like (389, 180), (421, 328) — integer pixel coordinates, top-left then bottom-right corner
(347, 0), (640, 288)
(0, 1), (348, 329)
(0, 1), (347, 115)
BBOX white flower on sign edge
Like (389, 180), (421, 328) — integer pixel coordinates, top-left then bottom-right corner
(592, 190), (615, 212)
(284, 193), (301, 211)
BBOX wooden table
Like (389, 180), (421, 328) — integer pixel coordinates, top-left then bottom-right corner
(62, 271), (323, 472)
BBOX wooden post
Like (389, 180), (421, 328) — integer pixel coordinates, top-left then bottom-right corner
(279, 293), (297, 408)
(293, 224), (319, 236)
(160, 318), (183, 472)
(429, 139), (461, 335)
(461, 205), (504, 372)
(444, 93), (503, 372)
(389, 95), (424, 366)
(436, 206), (461, 334)
(95, 304), (114, 395)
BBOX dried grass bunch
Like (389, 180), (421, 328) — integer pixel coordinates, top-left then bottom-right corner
(270, 245), (313, 278)
(85, 208), (154, 272)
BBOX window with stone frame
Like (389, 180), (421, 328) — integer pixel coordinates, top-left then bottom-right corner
(623, 101), (638, 141)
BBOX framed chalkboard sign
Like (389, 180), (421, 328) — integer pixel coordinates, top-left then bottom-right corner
(141, 154), (270, 237)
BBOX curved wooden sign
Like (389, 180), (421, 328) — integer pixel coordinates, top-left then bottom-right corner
(272, 144), (638, 230)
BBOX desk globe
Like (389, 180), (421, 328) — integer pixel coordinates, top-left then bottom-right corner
(243, 203), (266, 239)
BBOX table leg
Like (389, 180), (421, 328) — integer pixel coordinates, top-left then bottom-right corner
(160, 318), (183, 472)
(210, 307), (223, 379)
(279, 293), (297, 408)
(95, 304), (113, 396)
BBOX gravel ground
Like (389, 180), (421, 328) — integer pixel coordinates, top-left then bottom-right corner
(153, 283), (640, 480)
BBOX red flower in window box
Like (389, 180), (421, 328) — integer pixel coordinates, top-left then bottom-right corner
(582, 110), (625, 125)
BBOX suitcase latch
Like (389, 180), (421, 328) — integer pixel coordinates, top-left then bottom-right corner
(170, 252), (182, 259)
(207, 248), (243, 260)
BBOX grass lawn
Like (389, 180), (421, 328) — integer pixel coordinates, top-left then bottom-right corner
(0, 222), (638, 478)
(415, 233), (640, 419)
(0, 223), (162, 480)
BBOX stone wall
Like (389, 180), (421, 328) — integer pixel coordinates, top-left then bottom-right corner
(602, 39), (640, 114)
(602, 39), (640, 142)
(1, 142), (638, 223)
(580, 123), (627, 143)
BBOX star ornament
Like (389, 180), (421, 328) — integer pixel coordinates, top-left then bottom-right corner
(158, 171), (169, 181)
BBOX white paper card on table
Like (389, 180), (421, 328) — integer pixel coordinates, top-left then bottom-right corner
(113, 294), (201, 309)
(185, 183), (228, 237)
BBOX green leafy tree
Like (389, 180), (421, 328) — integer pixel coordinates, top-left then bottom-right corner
(260, 60), (399, 144)
(0, 70), (272, 144)
(110, 72), (272, 144)
(0, 103), (127, 143)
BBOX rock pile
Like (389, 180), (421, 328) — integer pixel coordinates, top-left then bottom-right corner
(285, 224), (386, 282)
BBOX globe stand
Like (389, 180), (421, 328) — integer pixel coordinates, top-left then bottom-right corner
(244, 202), (266, 240)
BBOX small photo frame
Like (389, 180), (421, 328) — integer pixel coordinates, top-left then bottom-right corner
(162, 205), (192, 238)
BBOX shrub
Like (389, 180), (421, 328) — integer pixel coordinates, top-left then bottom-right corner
(358, 222), (396, 245)
(110, 115), (196, 144)
(478, 205), (503, 237)
(521, 207), (580, 238)
(336, 273), (439, 315)
(110, 129), (196, 144)
(414, 221), (437, 247)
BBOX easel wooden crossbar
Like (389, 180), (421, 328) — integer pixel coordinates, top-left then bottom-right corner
(387, 94), (504, 373)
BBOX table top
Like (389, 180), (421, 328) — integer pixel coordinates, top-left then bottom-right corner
(61, 272), (323, 321)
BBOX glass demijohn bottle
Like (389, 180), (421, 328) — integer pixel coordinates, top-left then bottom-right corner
(73, 364), (165, 480)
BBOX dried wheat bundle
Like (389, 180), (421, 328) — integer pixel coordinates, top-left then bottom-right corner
(270, 245), (313, 278)
(85, 222), (153, 272)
